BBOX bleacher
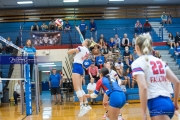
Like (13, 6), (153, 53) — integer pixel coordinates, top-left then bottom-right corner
(164, 18), (180, 36)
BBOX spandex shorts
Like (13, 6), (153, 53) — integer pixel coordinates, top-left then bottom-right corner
(148, 96), (175, 119)
(72, 63), (84, 75)
(109, 91), (126, 108)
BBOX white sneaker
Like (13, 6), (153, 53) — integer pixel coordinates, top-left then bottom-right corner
(78, 106), (88, 117)
(178, 114), (180, 118)
(86, 105), (92, 111)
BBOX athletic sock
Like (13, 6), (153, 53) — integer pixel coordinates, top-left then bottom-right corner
(80, 102), (83, 107)
(84, 101), (88, 106)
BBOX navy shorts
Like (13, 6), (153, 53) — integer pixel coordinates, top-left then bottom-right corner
(72, 63), (84, 75)
(109, 91), (126, 108)
(148, 96), (175, 119)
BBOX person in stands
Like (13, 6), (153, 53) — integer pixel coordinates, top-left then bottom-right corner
(79, 19), (88, 39)
(89, 62), (99, 82)
(31, 22), (39, 31)
(167, 33), (175, 49)
(41, 22), (48, 31)
(121, 33), (130, 47)
(5, 37), (13, 54)
(134, 20), (142, 34)
(143, 20), (152, 33)
(13, 80), (24, 105)
(161, 12), (167, 25)
(87, 78), (97, 104)
(175, 32), (180, 45)
(89, 19), (97, 42)
(167, 13), (172, 24)
(64, 20), (71, 31)
(114, 34), (121, 48)
(49, 18), (56, 30)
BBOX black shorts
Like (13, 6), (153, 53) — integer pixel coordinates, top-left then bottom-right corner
(51, 87), (61, 95)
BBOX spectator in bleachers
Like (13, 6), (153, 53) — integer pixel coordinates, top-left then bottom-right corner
(31, 22), (39, 31)
(95, 54), (105, 69)
(49, 18), (56, 30)
(114, 34), (120, 48)
(155, 51), (161, 59)
(175, 43), (180, 59)
(87, 78), (97, 104)
(132, 76), (137, 89)
(161, 12), (167, 25)
(106, 51), (115, 63)
(98, 38), (106, 52)
(5, 37), (13, 54)
(123, 46), (130, 63)
(115, 58), (124, 78)
(79, 19), (88, 39)
(167, 13), (172, 24)
(98, 34), (107, 43)
(126, 54), (134, 70)
(64, 20), (71, 31)
(83, 58), (92, 75)
(13, 80), (23, 105)
(143, 20), (152, 33)
(132, 49), (139, 60)
(123, 68), (131, 88)
(89, 19), (97, 42)
(41, 22), (48, 31)
(92, 45), (100, 57)
(112, 44), (119, 54)
(89, 62), (99, 82)
(113, 50), (121, 62)
(134, 20), (142, 34)
(121, 33), (130, 47)
(108, 38), (116, 51)
(102, 45), (109, 58)
(175, 32), (180, 45)
(167, 33), (175, 49)
(89, 52), (95, 63)
(132, 33), (137, 48)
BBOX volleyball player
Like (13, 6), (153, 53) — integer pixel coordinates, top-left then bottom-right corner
(85, 67), (126, 120)
(67, 39), (92, 117)
(131, 33), (180, 120)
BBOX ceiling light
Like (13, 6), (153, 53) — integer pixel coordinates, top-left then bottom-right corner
(42, 71), (50, 73)
(17, 1), (33, 4)
(109, 0), (124, 1)
(41, 65), (56, 67)
(63, 0), (79, 2)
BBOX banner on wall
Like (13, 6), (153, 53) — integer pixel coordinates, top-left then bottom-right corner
(30, 31), (61, 46)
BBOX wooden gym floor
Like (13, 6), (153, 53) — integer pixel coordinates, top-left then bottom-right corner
(0, 92), (180, 120)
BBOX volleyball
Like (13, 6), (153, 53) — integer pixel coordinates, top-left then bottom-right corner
(55, 18), (63, 27)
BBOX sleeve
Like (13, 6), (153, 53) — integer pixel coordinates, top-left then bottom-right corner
(122, 38), (124, 44)
(131, 61), (144, 76)
(163, 61), (169, 71)
(87, 84), (90, 90)
(59, 74), (62, 80)
(94, 79), (102, 95)
(76, 46), (81, 52)
(33, 47), (36, 52)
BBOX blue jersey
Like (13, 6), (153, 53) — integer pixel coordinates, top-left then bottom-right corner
(49, 73), (61, 87)
(95, 56), (105, 65)
(94, 77), (122, 97)
(108, 41), (116, 47)
(79, 23), (87, 31)
(89, 22), (97, 31)
(23, 46), (36, 59)
(65, 23), (71, 29)
(83, 59), (92, 69)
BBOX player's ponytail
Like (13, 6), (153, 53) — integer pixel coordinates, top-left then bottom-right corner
(85, 39), (92, 48)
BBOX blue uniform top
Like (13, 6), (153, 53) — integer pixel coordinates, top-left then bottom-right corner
(108, 41), (116, 47)
(89, 22), (97, 31)
(83, 59), (92, 69)
(95, 56), (105, 65)
(95, 77), (122, 97)
(65, 23), (71, 29)
(79, 23), (87, 31)
(49, 73), (61, 88)
(23, 46), (36, 59)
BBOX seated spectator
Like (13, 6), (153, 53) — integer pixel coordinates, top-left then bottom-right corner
(121, 33), (130, 47)
(108, 38), (116, 51)
(49, 18), (56, 30)
(5, 37), (13, 54)
(161, 12), (167, 25)
(0, 42), (3, 53)
(95, 55), (105, 69)
(98, 34), (106, 43)
(88, 52), (96, 63)
(92, 45), (100, 57)
(167, 13), (172, 24)
(175, 43), (180, 59)
(98, 38), (106, 52)
(175, 32), (180, 45)
(89, 62), (99, 82)
(13, 80), (24, 105)
(31, 22), (39, 31)
(132, 75), (137, 89)
(167, 33), (175, 49)
(106, 51), (115, 63)
(114, 34), (120, 48)
(123, 46), (130, 63)
(64, 20), (71, 31)
(83, 58), (92, 75)
(143, 20), (152, 33)
(155, 51), (161, 59)
(132, 49), (139, 60)
(123, 68), (131, 88)
(134, 20), (142, 34)
(112, 44), (119, 54)
(113, 50), (121, 62)
(126, 54), (134, 70)
(87, 78), (97, 104)
(115, 58), (124, 78)
(101, 45), (109, 58)
(41, 22), (48, 31)
(132, 33), (137, 48)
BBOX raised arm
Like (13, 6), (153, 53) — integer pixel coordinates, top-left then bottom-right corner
(67, 48), (79, 54)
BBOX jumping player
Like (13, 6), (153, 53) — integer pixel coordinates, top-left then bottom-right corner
(67, 39), (92, 117)
(85, 67), (126, 120)
(131, 33), (180, 120)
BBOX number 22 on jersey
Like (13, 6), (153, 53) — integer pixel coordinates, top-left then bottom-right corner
(150, 61), (165, 75)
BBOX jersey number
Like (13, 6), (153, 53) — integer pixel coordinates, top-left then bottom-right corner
(150, 61), (165, 74)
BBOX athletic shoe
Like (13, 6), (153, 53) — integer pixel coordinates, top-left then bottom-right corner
(102, 114), (106, 119)
(86, 105), (92, 111)
(178, 114), (180, 118)
(78, 106), (89, 117)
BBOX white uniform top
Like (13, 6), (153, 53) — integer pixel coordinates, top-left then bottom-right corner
(115, 62), (124, 69)
(109, 69), (118, 80)
(131, 55), (170, 100)
(167, 81), (173, 94)
(14, 83), (24, 94)
(74, 46), (89, 64)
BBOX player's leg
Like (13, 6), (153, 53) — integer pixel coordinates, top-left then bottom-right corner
(151, 115), (170, 120)
(108, 106), (119, 120)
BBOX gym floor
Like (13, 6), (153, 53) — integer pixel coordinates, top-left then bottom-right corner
(0, 92), (179, 120)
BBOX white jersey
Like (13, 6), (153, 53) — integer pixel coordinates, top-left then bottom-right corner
(109, 69), (118, 80)
(131, 55), (170, 99)
(115, 62), (124, 69)
(167, 81), (173, 94)
(74, 46), (89, 64)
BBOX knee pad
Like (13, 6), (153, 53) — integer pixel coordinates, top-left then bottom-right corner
(76, 90), (83, 98)
(81, 90), (85, 95)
